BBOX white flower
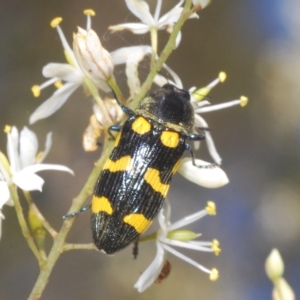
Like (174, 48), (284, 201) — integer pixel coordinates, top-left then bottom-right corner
(134, 200), (220, 292)
(0, 126), (73, 239)
(109, 0), (198, 46)
(7, 126), (73, 190)
(29, 10), (160, 123)
(29, 16), (85, 124)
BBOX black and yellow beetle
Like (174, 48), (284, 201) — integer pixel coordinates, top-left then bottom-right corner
(64, 84), (208, 255)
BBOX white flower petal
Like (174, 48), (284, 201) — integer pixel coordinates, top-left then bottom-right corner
(12, 172), (45, 191)
(178, 158), (229, 188)
(125, 0), (154, 26)
(109, 23), (150, 34)
(153, 0), (162, 22)
(36, 132), (52, 164)
(12, 164), (73, 191)
(162, 64), (183, 87)
(111, 46), (151, 65)
(7, 126), (21, 173)
(134, 242), (165, 292)
(21, 164), (74, 175)
(193, 0), (211, 9)
(42, 63), (83, 82)
(0, 210), (5, 240)
(158, 7), (183, 28)
(29, 82), (80, 124)
(0, 182), (11, 208)
(19, 127), (38, 168)
(194, 114), (222, 164)
(153, 74), (168, 87)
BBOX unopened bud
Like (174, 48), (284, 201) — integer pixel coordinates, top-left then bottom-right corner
(265, 249), (284, 280)
(73, 27), (114, 85)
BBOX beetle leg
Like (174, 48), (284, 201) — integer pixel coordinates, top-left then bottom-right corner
(108, 125), (122, 140)
(111, 89), (135, 116)
(185, 143), (220, 168)
(62, 204), (90, 219)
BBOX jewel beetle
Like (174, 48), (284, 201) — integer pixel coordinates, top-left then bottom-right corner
(64, 84), (208, 255)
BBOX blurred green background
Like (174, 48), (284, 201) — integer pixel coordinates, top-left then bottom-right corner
(0, 0), (299, 299)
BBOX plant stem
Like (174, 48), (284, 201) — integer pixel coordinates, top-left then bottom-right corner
(131, 0), (196, 108)
(28, 137), (114, 300)
(10, 185), (44, 266)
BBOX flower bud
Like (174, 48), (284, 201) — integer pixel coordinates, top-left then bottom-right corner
(265, 249), (284, 280)
(73, 27), (114, 85)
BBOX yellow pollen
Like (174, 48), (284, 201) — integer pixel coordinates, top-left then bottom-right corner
(212, 239), (221, 256)
(31, 85), (41, 97)
(50, 17), (63, 28)
(54, 80), (63, 89)
(4, 125), (11, 133)
(218, 71), (227, 82)
(210, 268), (219, 281)
(36, 151), (44, 162)
(84, 9), (96, 16)
(240, 96), (248, 107)
(206, 201), (216, 216)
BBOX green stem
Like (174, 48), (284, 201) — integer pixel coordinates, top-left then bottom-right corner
(131, 0), (197, 109)
(28, 136), (114, 300)
(63, 243), (96, 252)
(9, 185), (44, 266)
(24, 191), (57, 238)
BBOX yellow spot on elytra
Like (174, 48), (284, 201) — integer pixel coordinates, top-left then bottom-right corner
(132, 117), (151, 135)
(31, 85), (40, 97)
(103, 155), (132, 172)
(54, 80), (63, 89)
(92, 196), (113, 215)
(210, 268), (219, 281)
(84, 9), (96, 16)
(144, 168), (170, 198)
(123, 213), (152, 234)
(206, 201), (216, 216)
(240, 96), (248, 107)
(218, 71), (227, 82)
(50, 17), (63, 28)
(171, 159), (181, 174)
(160, 131), (179, 148)
(4, 125), (11, 133)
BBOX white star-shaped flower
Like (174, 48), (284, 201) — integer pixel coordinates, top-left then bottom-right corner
(134, 200), (220, 292)
(109, 0), (198, 46)
(0, 126), (73, 239)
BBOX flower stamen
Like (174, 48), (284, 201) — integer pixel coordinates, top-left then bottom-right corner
(205, 201), (216, 215)
(83, 9), (96, 30)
